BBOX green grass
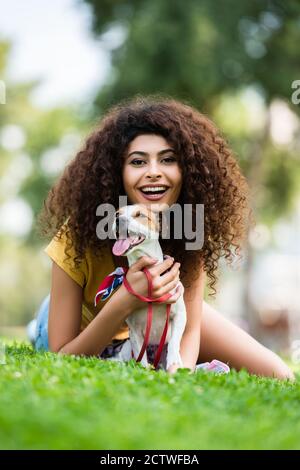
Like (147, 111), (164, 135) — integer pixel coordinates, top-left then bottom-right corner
(0, 338), (300, 450)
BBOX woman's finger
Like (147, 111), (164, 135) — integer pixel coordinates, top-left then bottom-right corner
(159, 262), (180, 285)
(155, 275), (179, 297)
(165, 283), (182, 304)
(150, 256), (175, 276)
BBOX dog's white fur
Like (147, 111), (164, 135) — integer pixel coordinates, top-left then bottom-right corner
(109, 204), (187, 370)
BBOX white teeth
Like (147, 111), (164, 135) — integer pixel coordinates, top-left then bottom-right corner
(140, 186), (168, 193)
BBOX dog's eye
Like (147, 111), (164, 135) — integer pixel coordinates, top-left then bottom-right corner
(135, 212), (147, 218)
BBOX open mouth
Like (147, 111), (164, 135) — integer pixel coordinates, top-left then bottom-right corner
(112, 233), (146, 256)
(139, 187), (169, 200)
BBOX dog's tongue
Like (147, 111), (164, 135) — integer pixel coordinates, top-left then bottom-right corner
(112, 238), (131, 256)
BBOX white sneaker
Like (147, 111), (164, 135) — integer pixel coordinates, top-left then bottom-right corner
(195, 359), (230, 374)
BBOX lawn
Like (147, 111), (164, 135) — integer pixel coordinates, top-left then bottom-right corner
(0, 338), (299, 450)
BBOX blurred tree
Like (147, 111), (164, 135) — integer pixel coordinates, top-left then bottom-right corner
(0, 39), (90, 327)
(83, 0), (300, 111)
(0, 39), (90, 245)
(82, 0), (300, 224)
(82, 0), (300, 332)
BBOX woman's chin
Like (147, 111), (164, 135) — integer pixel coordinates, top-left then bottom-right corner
(137, 194), (173, 206)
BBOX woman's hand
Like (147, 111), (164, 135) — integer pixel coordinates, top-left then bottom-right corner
(121, 255), (182, 313)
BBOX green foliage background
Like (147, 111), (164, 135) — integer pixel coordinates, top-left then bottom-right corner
(0, 0), (299, 329)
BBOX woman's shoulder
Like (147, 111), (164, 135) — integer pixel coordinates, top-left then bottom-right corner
(44, 224), (87, 287)
(44, 224), (79, 260)
(44, 227), (128, 281)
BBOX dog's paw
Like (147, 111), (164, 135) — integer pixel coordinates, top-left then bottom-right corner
(167, 363), (182, 374)
(139, 358), (151, 369)
(166, 353), (183, 371)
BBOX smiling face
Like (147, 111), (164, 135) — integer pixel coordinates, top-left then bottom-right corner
(122, 134), (183, 208)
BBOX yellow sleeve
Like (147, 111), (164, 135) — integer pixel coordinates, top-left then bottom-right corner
(44, 228), (87, 288)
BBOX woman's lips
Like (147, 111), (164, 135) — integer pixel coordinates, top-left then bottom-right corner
(138, 188), (169, 201)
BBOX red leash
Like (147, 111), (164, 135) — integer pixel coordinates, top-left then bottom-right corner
(95, 266), (173, 369)
(122, 267), (172, 369)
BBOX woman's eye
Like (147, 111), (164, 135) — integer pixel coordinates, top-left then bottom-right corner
(131, 157), (176, 165)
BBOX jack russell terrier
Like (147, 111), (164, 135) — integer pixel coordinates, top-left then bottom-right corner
(110, 203), (187, 371)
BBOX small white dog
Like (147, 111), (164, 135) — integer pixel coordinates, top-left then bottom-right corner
(110, 203), (187, 371)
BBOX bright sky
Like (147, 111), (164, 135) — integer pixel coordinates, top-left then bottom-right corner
(0, 0), (110, 108)
(0, 0), (113, 237)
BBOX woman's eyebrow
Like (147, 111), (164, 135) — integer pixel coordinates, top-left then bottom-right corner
(127, 148), (175, 158)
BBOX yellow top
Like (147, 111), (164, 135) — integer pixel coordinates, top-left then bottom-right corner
(44, 227), (129, 341)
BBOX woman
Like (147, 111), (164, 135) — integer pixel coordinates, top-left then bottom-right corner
(32, 95), (294, 380)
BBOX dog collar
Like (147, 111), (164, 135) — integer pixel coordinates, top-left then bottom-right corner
(94, 267), (129, 305)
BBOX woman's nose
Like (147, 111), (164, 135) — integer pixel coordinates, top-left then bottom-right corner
(146, 161), (162, 178)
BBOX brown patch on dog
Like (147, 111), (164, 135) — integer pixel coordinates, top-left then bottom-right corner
(132, 205), (158, 233)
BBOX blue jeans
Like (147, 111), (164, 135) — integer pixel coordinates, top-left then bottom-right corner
(31, 295), (127, 358)
(31, 296), (229, 373)
(31, 296), (166, 367)
(34, 294), (50, 352)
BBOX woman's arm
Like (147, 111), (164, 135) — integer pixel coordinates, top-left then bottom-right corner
(48, 261), (83, 352)
(49, 255), (179, 357)
(48, 261), (133, 356)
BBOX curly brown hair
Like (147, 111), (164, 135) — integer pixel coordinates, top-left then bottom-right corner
(37, 94), (254, 297)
